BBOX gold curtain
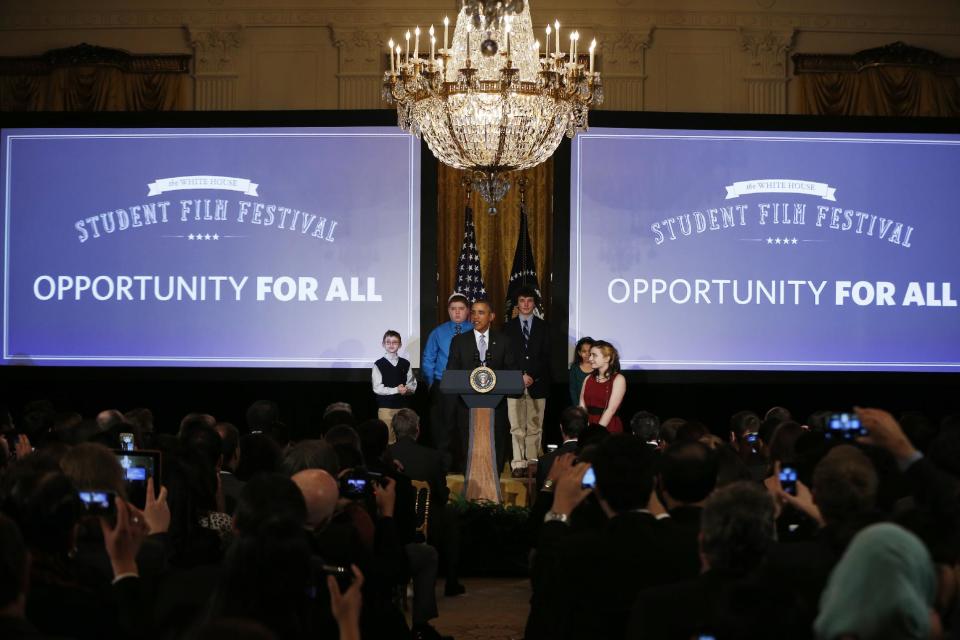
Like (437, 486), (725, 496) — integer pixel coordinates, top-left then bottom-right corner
(436, 160), (554, 326)
(795, 42), (960, 117)
(0, 44), (190, 112)
(798, 67), (960, 117)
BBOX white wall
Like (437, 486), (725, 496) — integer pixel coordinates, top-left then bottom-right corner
(2, 0), (958, 113)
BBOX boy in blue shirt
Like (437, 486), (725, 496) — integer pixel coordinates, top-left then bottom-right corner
(422, 293), (470, 468)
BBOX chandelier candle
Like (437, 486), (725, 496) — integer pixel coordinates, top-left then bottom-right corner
(388, 39), (395, 74)
(444, 16), (450, 52)
(545, 24), (551, 56)
(414, 26), (420, 60)
(589, 39), (596, 74)
(555, 20), (560, 57)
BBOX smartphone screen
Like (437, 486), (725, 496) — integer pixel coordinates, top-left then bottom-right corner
(114, 450), (160, 509)
(779, 466), (798, 495)
(581, 466), (596, 489)
(828, 412), (866, 440)
(119, 433), (135, 451)
(79, 490), (116, 516)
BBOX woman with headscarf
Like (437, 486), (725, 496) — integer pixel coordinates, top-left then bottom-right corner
(815, 522), (941, 640)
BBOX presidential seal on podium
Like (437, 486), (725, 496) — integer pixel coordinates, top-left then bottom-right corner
(469, 366), (497, 393)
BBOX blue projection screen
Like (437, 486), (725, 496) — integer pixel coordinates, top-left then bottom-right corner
(571, 127), (960, 372)
(0, 127), (420, 368)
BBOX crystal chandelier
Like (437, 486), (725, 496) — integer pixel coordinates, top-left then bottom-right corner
(383, 1), (602, 212)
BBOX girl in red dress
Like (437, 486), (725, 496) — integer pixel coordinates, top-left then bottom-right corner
(578, 340), (626, 433)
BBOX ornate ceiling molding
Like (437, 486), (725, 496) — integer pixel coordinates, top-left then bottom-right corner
(0, 42), (190, 74)
(793, 41), (960, 75)
(185, 25), (243, 73)
(595, 28), (654, 73)
(1, 8), (958, 36)
(740, 28), (795, 78)
(328, 25), (384, 73)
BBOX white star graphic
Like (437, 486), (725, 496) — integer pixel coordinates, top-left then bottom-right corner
(792, 238), (798, 245)
(775, 238), (782, 245)
(212, 233), (220, 240)
(766, 237), (773, 244)
(204, 234), (212, 240)
(188, 234), (195, 240)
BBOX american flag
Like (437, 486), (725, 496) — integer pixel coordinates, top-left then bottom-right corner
(454, 204), (487, 302)
(505, 201), (544, 318)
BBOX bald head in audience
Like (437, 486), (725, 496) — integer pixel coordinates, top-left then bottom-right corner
(291, 469), (339, 530)
(96, 409), (125, 432)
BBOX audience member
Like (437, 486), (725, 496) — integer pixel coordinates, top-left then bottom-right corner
(235, 433), (283, 482)
(899, 411), (937, 454)
(729, 410), (765, 479)
(281, 439), (340, 477)
(61, 442), (126, 496)
(657, 440), (718, 579)
(765, 445), (881, 628)
(1, 455), (148, 639)
(0, 513), (32, 638)
(388, 409), (464, 598)
(124, 407), (155, 448)
(215, 421), (244, 513)
(628, 481), (777, 639)
(765, 405), (793, 425)
(528, 435), (693, 639)
(292, 469), (340, 530)
(209, 472), (359, 640)
(179, 412), (217, 436)
(714, 443), (753, 487)
(815, 523), (939, 640)
(675, 419), (709, 443)
(537, 406), (587, 489)
(629, 410), (660, 448)
(321, 403), (356, 435)
(246, 400), (281, 435)
(3, 393), (960, 640)
(658, 417), (684, 447)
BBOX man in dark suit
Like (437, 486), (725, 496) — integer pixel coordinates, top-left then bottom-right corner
(504, 286), (552, 473)
(446, 299), (518, 474)
(388, 408), (466, 597)
(657, 440), (718, 581)
(526, 435), (694, 640)
(536, 406), (586, 490)
(627, 481), (779, 640)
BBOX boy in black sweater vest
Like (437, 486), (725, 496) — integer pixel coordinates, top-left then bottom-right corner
(371, 329), (417, 444)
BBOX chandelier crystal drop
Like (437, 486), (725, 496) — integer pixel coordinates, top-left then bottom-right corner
(383, 1), (602, 212)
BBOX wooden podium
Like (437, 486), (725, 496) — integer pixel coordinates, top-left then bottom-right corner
(440, 369), (524, 503)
